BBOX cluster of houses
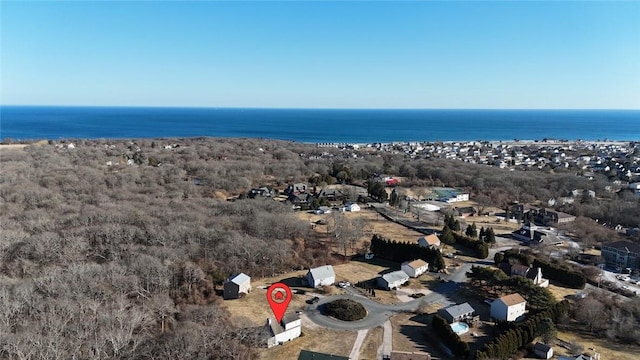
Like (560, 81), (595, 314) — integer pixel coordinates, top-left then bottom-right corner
(436, 293), (527, 328)
(310, 140), (640, 184)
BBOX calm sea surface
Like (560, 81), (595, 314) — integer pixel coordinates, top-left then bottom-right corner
(1, 107), (639, 143)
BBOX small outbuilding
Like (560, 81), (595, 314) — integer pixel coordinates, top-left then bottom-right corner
(401, 259), (429, 278)
(533, 342), (553, 359)
(306, 265), (336, 288)
(223, 273), (251, 300)
(377, 270), (410, 290)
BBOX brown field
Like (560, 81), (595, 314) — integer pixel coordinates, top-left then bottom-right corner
(360, 326), (384, 360)
(546, 283), (580, 301)
(391, 313), (432, 354)
(259, 328), (356, 360)
(555, 330), (640, 360)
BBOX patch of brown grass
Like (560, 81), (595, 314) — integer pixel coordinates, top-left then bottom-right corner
(556, 330), (640, 360)
(259, 328), (356, 360)
(360, 327), (383, 360)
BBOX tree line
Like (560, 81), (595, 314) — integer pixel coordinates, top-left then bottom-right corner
(370, 234), (445, 271)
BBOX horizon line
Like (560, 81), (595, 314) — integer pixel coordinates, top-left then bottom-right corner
(2, 104), (639, 111)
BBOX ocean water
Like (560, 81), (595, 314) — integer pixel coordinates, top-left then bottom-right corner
(1, 106), (639, 143)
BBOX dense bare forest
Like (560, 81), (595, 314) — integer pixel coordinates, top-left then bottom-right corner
(1, 138), (637, 359)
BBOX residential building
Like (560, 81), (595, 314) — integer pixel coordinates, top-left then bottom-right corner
(401, 259), (429, 278)
(418, 234), (441, 249)
(437, 302), (475, 324)
(498, 264), (549, 288)
(601, 240), (640, 271)
(266, 313), (301, 348)
(491, 293), (527, 322)
(306, 265), (336, 288)
(223, 273), (251, 300)
(377, 270), (410, 290)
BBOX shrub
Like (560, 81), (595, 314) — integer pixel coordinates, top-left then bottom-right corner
(324, 299), (367, 321)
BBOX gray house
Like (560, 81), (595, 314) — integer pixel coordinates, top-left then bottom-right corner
(437, 302), (475, 323)
(377, 270), (409, 290)
(306, 265), (335, 288)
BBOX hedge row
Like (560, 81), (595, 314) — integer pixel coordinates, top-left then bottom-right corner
(432, 314), (470, 358)
(475, 300), (570, 360)
(533, 259), (586, 289)
(370, 234), (445, 270)
(452, 232), (489, 259)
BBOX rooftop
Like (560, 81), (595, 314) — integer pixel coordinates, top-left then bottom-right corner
(602, 240), (640, 254)
(497, 293), (526, 306)
(382, 270), (410, 283)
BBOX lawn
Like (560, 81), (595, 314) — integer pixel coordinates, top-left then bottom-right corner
(259, 328), (356, 360)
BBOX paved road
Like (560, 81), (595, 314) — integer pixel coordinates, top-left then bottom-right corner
(305, 263), (472, 330)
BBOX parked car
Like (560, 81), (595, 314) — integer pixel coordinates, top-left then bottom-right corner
(338, 281), (351, 288)
(307, 296), (320, 304)
(365, 253), (375, 260)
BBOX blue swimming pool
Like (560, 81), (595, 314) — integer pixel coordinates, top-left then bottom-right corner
(450, 322), (469, 335)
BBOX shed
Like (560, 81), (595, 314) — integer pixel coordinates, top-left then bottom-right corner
(533, 342), (553, 359)
(223, 273), (251, 300)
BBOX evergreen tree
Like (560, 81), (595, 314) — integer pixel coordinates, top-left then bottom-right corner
(479, 226), (486, 241)
(441, 226), (456, 244)
(485, 227), (496, 243)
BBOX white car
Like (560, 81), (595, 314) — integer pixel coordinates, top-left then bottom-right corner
(338, 281), (351, 288)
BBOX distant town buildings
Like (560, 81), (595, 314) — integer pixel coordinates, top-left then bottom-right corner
(601, 240), (640, 271)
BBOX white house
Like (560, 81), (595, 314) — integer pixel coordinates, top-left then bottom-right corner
(534, 342), (553, 359)
(266, 313), (301, 348)
(223, 273), (251, 300)
(377, 270), (409, 290)
(340, 203), (361, 212)
(491, 293), (527, 322)
(417, 234), (441, 249)
(401, 259), (429, 278)
(306, 265), (335, 288)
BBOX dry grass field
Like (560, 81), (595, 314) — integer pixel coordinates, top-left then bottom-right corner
(259, 328), (356, 360)
(391, 313), (432, 354)
(360, 326), (384, 360)
(555, 330), (640, 360)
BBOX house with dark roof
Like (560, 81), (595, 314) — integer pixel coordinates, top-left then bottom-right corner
(601, 240), (640, 271)
(534, 342), (553, 359)
(437, 302), (475, 324)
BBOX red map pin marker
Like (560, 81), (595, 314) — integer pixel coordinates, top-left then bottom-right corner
(266, 282), (292, 323)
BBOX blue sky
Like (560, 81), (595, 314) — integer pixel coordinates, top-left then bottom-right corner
(1, 1), (639, 109)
